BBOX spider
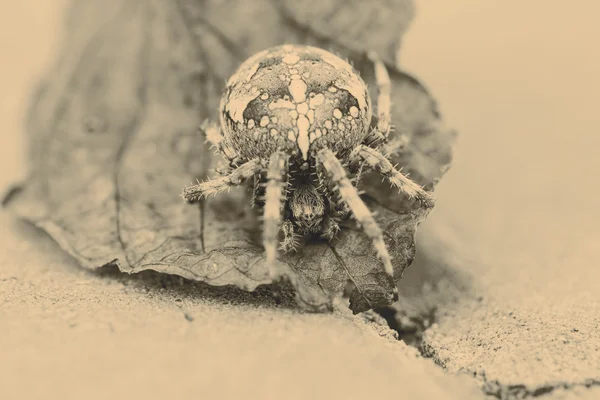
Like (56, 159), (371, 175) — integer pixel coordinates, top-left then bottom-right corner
(182, 44), (434, 293)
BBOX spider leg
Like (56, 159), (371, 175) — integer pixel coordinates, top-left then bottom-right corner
(200, 120), (241, 166)
(350, 145), (435, 209)
(320, 216), (341, 241)
(315, 172), (346, 240)
(181, 158), (261, 203)
(381, 134), (409, 157)
(251, 172), (267, 209)
(280, 220), (299, 253)
(361, 126), (386, 149)
(263, 151), (289, 279)
(317, 148), (398, 291)
(361, 52), (396, 149)
(367, 51), (391, 138)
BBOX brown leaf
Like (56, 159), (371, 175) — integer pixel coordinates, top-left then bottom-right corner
(5, 0), (455, 313)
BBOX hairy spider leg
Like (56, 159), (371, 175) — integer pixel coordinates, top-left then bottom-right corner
(381, 134), (409, 157)
(368, 51), (392, 138)
(280, 220), (299, 252)
(263, 151), (289, 278)
(250, 173), (263, 209)
(200, 120), (240, 166)
(320, 215), (341, 241)
(315, 168), (351, 241)
(181, 158), (262, 202)
(317, 148), (398, 293)
(350, 145), (435, 209)
(361, 52), (396, 148)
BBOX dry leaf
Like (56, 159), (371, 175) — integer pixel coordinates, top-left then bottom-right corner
(4, 0), (455, 313)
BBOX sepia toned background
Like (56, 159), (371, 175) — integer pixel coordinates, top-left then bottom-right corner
(1, 1), (599, 399)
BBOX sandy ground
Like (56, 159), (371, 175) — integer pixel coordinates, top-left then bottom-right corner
(1, 1), (599, 399)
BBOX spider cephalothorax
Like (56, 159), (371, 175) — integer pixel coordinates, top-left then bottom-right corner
(182, 45), (434, 294)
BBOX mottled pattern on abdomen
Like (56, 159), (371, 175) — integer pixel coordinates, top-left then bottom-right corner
(220, 45), (372, 162)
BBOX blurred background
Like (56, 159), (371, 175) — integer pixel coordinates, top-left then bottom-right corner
(1, 0), (599, 272)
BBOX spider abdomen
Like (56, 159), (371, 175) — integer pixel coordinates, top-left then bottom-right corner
(220, 45), (372, 162)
